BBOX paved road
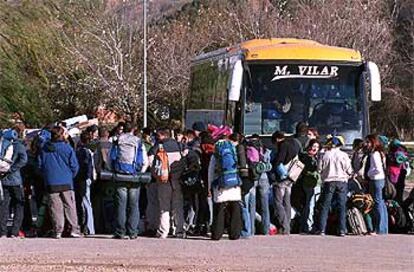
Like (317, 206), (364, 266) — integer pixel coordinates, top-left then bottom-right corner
(0, 235), (413, 271)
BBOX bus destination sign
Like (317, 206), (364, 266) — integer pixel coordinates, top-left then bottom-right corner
(271, 65), (339, 81)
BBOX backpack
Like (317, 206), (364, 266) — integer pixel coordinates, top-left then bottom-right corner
(152, 144), (169, 183)
(349, 194), (374, 215)
(348, 178), (374, 214)
(214, 140), (241, 189)
(38, 129), (51, 148)
(245, 139), (262, 164)
(245, 139), (272, 180)
(0, 129), (17, 174)
(181, 149), (202, 190)
(347, 207), (368, 235)
(386, 200), (407, 233)
(111, 134), (143, 175)
(404, 202), (414, 233)
(285, 156), (305, 182)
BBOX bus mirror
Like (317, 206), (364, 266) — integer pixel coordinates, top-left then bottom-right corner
(229, 60), (243, 101)
(366, 61), (381, 101)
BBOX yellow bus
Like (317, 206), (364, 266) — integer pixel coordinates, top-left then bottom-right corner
(186, 38), (381, 146)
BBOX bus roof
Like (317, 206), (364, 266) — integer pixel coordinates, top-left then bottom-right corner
(239, 39), (362, 62)
(193, 38), (363, 64)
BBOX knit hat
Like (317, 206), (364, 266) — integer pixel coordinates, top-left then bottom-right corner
(208, 124), (233, 140)
(192, 121), (206, 132)
(379, 135), (389, 147)
(325, 134), (345, 147)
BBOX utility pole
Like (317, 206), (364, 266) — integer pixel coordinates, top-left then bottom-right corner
(143, 0), (148, 128)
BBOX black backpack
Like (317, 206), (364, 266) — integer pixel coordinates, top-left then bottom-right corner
(386, 200), (407, 233)
(404, 202), (414, 233)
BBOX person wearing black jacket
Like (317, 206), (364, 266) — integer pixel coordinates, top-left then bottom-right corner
(271, 136), (301, 235)
(75, 131), (95, 235)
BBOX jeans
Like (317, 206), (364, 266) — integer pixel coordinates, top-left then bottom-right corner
(76, 179), (95, 235)
(318, 181), (348, 234)
(309, 186), (321, 232)
(207, 196), (213, 226)
(300, 185), (315, 233)
(273, 180), (292, 234)
(0, 185), (24, 236)
(114, 184), (140, 236)
(241, 185), (256, 237)
(256, 174), (270, 235)
(369, 179), (388, 234)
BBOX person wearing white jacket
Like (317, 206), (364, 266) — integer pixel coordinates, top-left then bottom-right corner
(208, 134), (242, 240)
(365, 134), (388, 235)
(317, 135), (352, 236)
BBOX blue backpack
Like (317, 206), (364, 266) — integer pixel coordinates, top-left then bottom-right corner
(110, 134), (144, 175)
(0, 129), (18, 156)
(37, 129), (51, 149)
(0, 129), (18, 174)
(214, 140), (241, 189)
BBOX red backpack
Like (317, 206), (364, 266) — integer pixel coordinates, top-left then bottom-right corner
(152, 144), (169, 183)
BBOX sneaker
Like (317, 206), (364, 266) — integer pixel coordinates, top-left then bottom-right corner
(155, 232), (167, 239)
(339, 232), (346, 237)
(199, 225), (209, 237)
(69, 232), (81, 238)
(113, 234), (129, 240)
(174, 233), (186, 239)
(52, 233), (62, 239)
(129, 234), (138, 240)
(319, 232), (326, 236)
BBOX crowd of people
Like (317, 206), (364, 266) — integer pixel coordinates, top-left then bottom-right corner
(0, 120), (413, 240)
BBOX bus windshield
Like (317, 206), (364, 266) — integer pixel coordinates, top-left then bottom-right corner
(245, 63), (365, 144)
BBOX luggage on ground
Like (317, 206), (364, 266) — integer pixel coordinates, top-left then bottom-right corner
(347, 207), (368, 235)
(404, 202), (414, 233)
(386, 200), (407, 233)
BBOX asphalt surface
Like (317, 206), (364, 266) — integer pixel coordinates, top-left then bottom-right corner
(0, 234), (413, 272)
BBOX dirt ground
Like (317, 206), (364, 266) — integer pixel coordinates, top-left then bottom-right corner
(0, 234), (413, 272)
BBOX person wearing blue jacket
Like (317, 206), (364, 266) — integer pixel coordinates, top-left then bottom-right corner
(0, 128), (28, 238)
(39, 126), (80, 239)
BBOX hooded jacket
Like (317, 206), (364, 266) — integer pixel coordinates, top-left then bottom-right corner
(1, 140), (28, 186)
(39, 141), (79, 193)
